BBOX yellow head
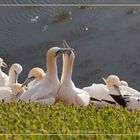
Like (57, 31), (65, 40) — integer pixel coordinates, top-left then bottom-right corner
(47, 46), (74, 63)
(103, 75), (120, 88)
(28, 67), (45, 80)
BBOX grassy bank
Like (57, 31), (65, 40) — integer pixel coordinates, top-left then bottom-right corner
(0, 101), (139, 139)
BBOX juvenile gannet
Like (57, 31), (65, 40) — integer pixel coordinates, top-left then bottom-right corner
(58, 40), (90, 106)
(0, 58), (9, 87)
(22, 67), (45, 89)
(20, 47), (72, 104)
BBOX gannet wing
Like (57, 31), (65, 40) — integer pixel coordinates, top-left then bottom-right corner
(20, 84), (40, 101)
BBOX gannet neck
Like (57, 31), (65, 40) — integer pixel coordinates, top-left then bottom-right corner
(106, 83), (113, 91)
(46, 53), (59, 81)
(61, 52), (75, 82)
(8, 69), (17, 86)
(61, 55), (66, 82)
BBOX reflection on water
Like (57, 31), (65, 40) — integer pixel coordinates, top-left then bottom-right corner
(30, 15), (39, 22)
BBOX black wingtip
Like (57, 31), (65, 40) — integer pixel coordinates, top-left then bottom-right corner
(102, 99), (116, 105)
(90, 97), (101, 102)
(109, 94), (127, 107)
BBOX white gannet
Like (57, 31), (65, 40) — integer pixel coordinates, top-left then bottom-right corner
(103, 75), (140, 97)
(83, 76), (130, 107)
(20, 47), (72, 104)
(103, 75), (140, 108)
(58, 40), (90, 106)
(7, 63), (23, 86)
(22, 67), (45, 89)
(0, 58), (9, 87)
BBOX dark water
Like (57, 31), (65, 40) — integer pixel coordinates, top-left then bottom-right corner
(1, 0), (140, 90)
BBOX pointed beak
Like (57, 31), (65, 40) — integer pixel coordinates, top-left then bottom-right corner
(102, 77), (107, 84)
(63, 40), (74, 55)
(21, 76), (35, 88)
(63, 40), (69, 48)
(1, 62), (7, 68)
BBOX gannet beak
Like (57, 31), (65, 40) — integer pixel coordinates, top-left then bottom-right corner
(102, 77), (107, 84)
(56, 48), (74, 56)
(21, 76), (35, 87)
(63, 40), (69, 48)
(1, 62), (7, 68)
(63, 40), (74, 55)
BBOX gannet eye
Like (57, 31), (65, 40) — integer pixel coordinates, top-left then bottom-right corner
(55, 50), (61, 56)
(137, 99), (140, 102)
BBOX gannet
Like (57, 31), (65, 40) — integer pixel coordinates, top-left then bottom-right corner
(22, 67), (45, 89)
(58, 40), (90, 106)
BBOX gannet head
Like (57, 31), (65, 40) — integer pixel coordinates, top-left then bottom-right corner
(9, 63), (22, 83)
(103, 75), (120, 88)
(21, 67), (45, 87)
(0, 58), (7, 68)
(10, 63), (23, 75)
(28, 67), (45, 80)
(11, 83), (26, 96)
(47, 47), (73, 58)
(103, 75), (122, 96)
(120, 80), (128, 86)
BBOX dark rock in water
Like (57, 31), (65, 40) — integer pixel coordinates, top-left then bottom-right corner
(0, 0), (140, 91)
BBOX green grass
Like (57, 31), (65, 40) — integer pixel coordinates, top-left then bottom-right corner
(0, 101), (139, 139)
